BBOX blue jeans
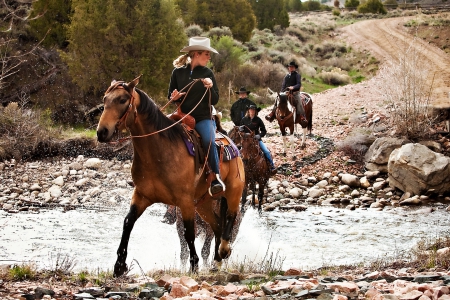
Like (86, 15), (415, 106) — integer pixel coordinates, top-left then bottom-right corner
(259, 140), (274, 167)
(196, 119), (220, 174)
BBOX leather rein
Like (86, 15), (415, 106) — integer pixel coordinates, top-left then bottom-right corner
(110, 79), (211, 144)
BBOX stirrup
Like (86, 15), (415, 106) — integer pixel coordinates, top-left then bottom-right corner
(209, 176), (226, 196)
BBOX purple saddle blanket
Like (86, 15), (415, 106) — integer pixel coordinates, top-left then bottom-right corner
(183, 131), (240, 161)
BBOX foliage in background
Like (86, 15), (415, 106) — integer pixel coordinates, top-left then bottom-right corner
(249, 0), (290, 30)
(176, 0), (256, 42)
(61, 0), (187, 96)
(358, 0), (387, 14)
(345, 0), (360, 9)
(28, 0), (72, 48)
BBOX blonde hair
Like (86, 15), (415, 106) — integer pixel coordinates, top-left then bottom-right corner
(172, 51), (204, 68)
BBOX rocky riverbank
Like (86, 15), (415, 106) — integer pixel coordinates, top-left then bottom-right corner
(4, 265), (450, 299)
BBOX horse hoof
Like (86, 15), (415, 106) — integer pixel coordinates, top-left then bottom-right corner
(113, 261), (128, 277)
(210, 260), (222, 272)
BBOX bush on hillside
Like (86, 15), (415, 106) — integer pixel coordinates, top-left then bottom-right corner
(357, 0), (387, 14)
(344, 0), (360, 9)
(185, 24), (203, 37)
(207, 26), (233, 39)
(318, 67), (351, 85)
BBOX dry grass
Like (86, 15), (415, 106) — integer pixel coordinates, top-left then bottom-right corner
(378, 35), (433, 139)
(0, 102), (60, 160)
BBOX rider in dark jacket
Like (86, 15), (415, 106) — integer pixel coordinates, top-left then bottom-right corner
(281, 61), (306, 122)
(230, 87), (256, 126)
(240, 105), (277, 174)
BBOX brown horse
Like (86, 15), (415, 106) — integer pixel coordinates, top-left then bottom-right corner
(96, 76), (245, 276)
(230, 127), (271, 212)
(266, 90), (313, 154)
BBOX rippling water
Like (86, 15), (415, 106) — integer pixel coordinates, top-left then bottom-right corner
(1, 203), (449, 273)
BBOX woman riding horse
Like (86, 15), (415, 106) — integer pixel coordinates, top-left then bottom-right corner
(168, 37), (225, 196)
(240, 105), (277, 174)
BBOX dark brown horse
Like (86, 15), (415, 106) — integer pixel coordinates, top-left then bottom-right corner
(266, 89), (313, 154)
(230, 127), (271, 212)
(96, 76), (245, 276)
(163, 204), (243, 269)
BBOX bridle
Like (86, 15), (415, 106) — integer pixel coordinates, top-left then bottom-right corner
(107, 79), (212, 143)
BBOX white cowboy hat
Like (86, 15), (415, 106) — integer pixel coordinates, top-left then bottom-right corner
(180, 37), (218, 54)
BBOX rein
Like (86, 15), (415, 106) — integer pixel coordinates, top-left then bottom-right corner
(110, 79), (211, 144)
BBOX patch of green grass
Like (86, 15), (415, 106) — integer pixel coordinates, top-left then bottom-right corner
(348, 69), (365, 83)
(302, 76), (336, 94)
(60, 125), (97, 139)
(9, 263), (36, 281)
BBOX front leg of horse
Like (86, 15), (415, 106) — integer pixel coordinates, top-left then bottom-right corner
(114, 204), (139, 277)
(300, 127), (307, 148)
(183, 218), (199, 273)
(219, 210), (237, 260)
(240, 185), (248, 212)
(258, 185), (265, 213)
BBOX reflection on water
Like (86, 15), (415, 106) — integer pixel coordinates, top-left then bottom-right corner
(1, 203), (449, 272)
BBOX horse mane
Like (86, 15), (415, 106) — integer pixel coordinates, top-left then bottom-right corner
(135, 88), (185, 141)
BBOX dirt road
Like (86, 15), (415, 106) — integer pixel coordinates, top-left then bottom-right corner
(341, 16), (450, 108)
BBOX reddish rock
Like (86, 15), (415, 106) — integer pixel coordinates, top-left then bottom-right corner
(438, 295), (450, 300)
(365, 288), (382, 300)
(328, 281), (359, 293)
(180, 276), (199, 292)
(157, 274), (173, 288)
(284, 268), (302, 275)
(223, 283), (238, 294)
(333, 295), (348, 300)
(169, 283), (189, 298)
(400, 290), (423, 300)
(433, 286), (450, 299)
(418, 295), (431, 300)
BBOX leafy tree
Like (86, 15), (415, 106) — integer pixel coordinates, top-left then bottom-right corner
(210, 36), (244, 72)
(357, 0), (387, 14)
(177, 0), (255, 42)
(249, 0), (290, 31)
(303, 0), (322, 11)
(28, 0), (72, 48)
(344, 0), (360, 9)
(61, 0), (187, 96)
(287, 0), (304, 11)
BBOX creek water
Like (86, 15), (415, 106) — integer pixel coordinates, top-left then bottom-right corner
(1, 203), (450, 273)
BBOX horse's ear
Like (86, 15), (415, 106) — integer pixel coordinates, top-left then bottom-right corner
(111, 79), (117, 86)
(128, 74), (143, 90)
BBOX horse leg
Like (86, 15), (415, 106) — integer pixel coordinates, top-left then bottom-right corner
(201, 225), (213, 264)
(241, 184), (248, 212)
(176, 208), (189, 267)
(251, 183), (256, 208)
(258, 183), (265, 212)
(179, 208), (199, 273)
(114, 193), (149, 277)
(301, 127), (307, 148)
(219, 196), (238, 260)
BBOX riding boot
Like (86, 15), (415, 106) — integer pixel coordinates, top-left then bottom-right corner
(265, 105), (277, 122)
(265, 154), (277, 175)
(209, 173), (226, 196)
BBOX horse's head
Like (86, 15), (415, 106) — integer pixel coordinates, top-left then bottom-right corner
(277, 92), (292, 118)
(240, 131), (260, 161)
(228, 126), (242, 149)
(97, 75), (141, 143)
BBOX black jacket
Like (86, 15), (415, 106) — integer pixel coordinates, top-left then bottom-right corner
(281, 71), (301, 92)
(240, 115), (267, 138)
(230, 98), (256, 126)
(168, 64), (219, 122)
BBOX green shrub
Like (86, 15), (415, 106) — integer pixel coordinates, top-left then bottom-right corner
(318, 67), (351, 85)
(9, 263), (36, 281)
(333, 8), (341, 16)
(185, 24), (204, 37)
(357, 0), (387, 14)
(345, 0), (360, 9)
(207, 26), (233, 39)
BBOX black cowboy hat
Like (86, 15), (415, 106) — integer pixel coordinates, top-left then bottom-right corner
(246, 104), (261, 112)
(235, 86), (251, 95)
(287, 61), (298, 68)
